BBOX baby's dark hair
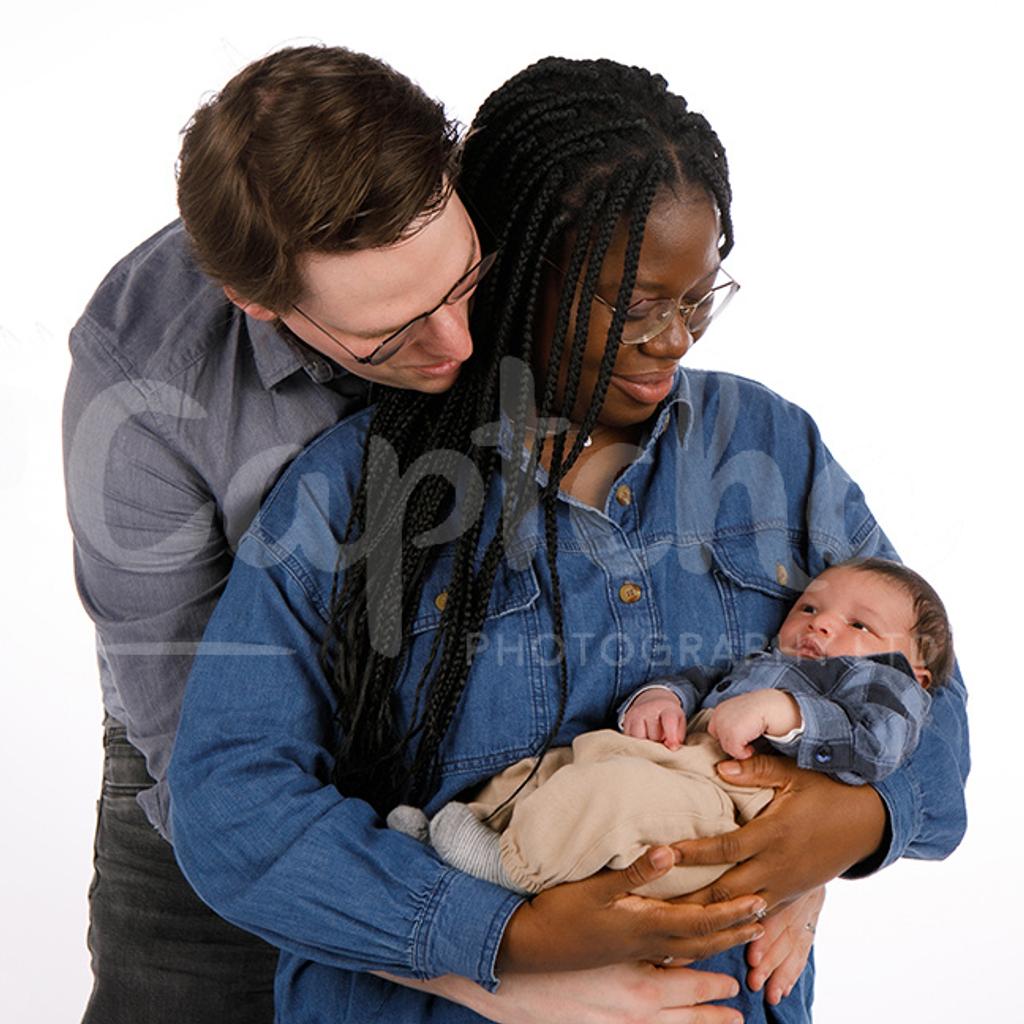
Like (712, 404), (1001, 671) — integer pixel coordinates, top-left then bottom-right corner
(841, 557), (954, 687)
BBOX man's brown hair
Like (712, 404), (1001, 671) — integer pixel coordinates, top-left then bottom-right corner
(177, 45), (460, 312)
(843, 557), (955, 687)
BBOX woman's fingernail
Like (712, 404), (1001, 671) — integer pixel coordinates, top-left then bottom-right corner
(649, 846), (673, 870)
(719, 761), (742, 776)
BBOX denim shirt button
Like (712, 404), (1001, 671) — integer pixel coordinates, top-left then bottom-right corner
(814, 744), (833, 764)
(614, 484), (633, 506)
(618, 582), (643, 604)
(715, 680), (731, 692)
(775, 562), (789, 586)
(434, 590), (449, 612)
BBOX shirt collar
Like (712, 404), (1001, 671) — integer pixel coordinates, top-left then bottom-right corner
(650, 367), (694, 444)
(247, 316), (348, 390)
(494, 367), (696, 462)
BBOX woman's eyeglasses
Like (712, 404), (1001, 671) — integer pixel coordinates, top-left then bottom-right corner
(592, 266), (740, 346)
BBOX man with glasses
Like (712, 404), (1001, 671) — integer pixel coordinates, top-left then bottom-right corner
(63, 46), (491, 1024)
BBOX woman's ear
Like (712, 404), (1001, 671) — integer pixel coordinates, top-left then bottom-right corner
(914, 664), (933, 690)
(223, 286), (277, 322)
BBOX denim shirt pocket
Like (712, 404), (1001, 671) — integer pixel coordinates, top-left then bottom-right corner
(403, 556), (549, 787)
(708, 530), (806, 660)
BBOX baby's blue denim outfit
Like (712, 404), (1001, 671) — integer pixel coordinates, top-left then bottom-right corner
(646, 647), (932, 784)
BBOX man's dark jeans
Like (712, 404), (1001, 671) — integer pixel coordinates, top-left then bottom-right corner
(82, 721), (278, 1023)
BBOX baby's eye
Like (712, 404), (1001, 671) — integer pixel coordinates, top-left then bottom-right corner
(800, 603), (816, 614)
(850, 620), (870, 632)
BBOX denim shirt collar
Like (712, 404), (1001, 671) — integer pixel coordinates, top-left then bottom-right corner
(650, 367), (695, 444)
(494, 367), (694, 465)
(489, 368), (694, 554)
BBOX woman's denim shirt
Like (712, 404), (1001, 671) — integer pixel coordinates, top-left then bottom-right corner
(169, 369), (969, 1024)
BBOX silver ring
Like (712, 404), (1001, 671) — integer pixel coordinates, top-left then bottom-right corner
(660, 955), (675, 965)
(805, 922), (816, 934)
(754, 906), (768, 921)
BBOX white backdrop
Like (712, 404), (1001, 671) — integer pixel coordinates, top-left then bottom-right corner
(2, 2), (1019, 1020)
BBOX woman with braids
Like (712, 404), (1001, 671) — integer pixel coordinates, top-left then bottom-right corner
(168, 57), (968, 1023)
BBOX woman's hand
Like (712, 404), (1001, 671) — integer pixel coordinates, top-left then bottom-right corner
(672, 755), (886, 909)
(497, 845), (767, 973)
(745, 887), (825, 1004)
(376, 963), (746, 1024)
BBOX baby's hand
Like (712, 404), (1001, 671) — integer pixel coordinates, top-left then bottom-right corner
(707, 690), (802, 760)
(621, 688), (687, 749)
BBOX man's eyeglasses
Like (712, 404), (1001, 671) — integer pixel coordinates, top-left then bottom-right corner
(291, 250), (498, 366)
(592, 266), (740, 346)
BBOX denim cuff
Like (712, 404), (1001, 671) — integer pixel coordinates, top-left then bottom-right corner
(865, 761), (920, 872)
(414, 867), (525, 990)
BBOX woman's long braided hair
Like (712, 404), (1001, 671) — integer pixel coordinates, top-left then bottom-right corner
(320, 58), (734, 814)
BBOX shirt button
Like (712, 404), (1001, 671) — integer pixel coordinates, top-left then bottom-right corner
(618, 582), (643, 604)
(775, 562), (789, 586)
(614, 484), (633, 506)
(715, 680), (732, 692)
(434, 590), (448, 612)
(814, 744), (833, 764)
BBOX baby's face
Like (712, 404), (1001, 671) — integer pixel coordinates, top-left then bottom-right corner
(777, 567), (929, 685)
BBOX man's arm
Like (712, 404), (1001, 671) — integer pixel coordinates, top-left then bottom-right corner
(373, 964), (744, 1024)
(63, 323), (232, 832)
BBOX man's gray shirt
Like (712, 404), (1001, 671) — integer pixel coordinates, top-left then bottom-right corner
(63, 220), (369, 837)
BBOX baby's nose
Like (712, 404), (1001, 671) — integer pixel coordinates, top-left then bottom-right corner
(811, 613), (837, 635)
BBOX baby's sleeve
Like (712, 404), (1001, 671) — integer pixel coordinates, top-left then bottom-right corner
(769, 654), (932, 785)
